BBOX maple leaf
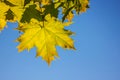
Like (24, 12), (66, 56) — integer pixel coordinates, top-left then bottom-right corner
(16, 14), (75, 65)
(43, 2), (59, 18)
(0, 0), (90, 65)
(20, 4), (43, 23)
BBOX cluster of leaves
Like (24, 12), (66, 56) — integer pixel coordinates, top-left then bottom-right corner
(0, 0), (89, 65)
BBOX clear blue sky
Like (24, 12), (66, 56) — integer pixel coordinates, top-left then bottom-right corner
(0, 0), (120, 80)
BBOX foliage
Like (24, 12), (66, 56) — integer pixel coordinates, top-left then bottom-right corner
(0, 0), (89, 65)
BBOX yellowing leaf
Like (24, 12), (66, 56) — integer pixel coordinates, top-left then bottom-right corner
(0, 0), (90, 65)
(17, 14), (75, 64)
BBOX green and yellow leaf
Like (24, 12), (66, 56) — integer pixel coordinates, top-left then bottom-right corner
(0, 0), (89, 64)
(17, 14), (75, 64)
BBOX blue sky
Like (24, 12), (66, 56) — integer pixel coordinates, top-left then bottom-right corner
(0, 0), (120, 80)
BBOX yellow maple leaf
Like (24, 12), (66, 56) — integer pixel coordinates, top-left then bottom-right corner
(16, 14), (75, 65)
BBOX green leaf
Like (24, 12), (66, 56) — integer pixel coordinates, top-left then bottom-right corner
(20, 4), (43, 23)
(5, 9), (14, 20)
(24, 0), (31, 6)
(43, 3), (59, 18)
